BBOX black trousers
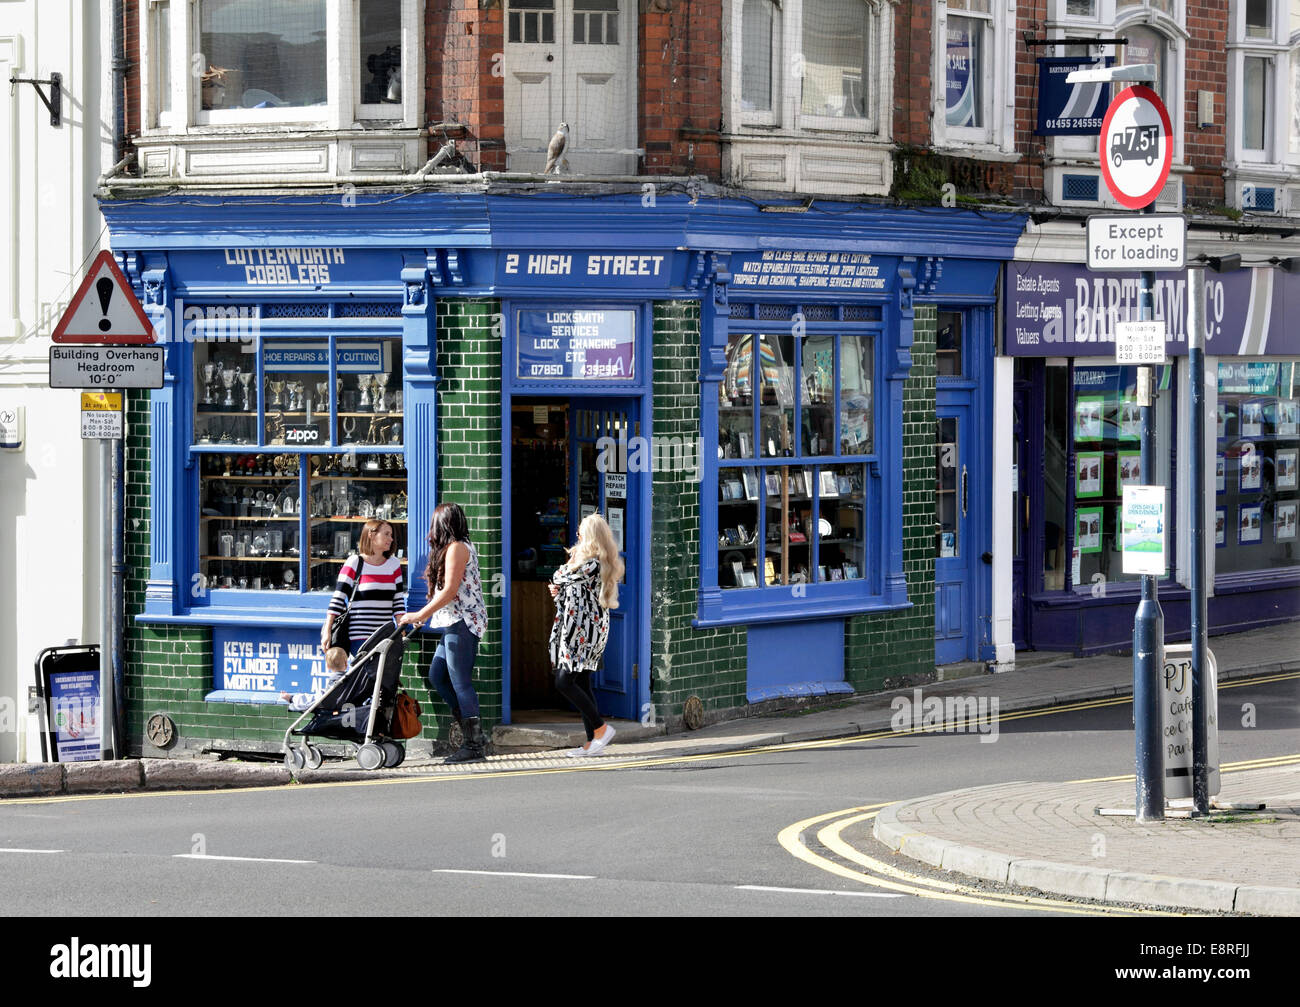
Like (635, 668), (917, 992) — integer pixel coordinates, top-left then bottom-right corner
(554, 664), (605, 741)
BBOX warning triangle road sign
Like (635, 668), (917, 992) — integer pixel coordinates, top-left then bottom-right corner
(51, 250), (156, 344)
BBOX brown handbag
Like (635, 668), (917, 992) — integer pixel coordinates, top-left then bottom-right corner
(390, 691), (423, 739)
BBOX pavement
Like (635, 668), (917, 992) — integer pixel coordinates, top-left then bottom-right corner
(3, 622), (1297, 915)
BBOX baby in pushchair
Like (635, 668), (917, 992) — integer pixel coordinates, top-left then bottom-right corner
(282, 645), (349, 712)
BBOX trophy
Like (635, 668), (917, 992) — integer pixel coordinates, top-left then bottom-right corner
(374, 373), (389, 412)
(316, 381), (329, 412)
(220, 368), (237, 408)
(358, 375), (372, 412)
(267, 379), (284, 410)
(202, 362), (217, 407)
(239, 372), (254, 411)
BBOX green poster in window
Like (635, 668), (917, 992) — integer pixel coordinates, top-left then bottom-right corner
(1076, 451), (1103, 498)
(1075, 395), (1105, 442)
(1076, 506), (1103, 554)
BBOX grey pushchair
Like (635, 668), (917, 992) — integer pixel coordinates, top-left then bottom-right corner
(281, 621), (412, 771)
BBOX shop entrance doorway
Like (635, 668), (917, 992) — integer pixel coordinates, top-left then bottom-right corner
(508, 395), (640, 722)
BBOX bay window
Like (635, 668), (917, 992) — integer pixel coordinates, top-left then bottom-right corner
(1228, 0), (1290, 173)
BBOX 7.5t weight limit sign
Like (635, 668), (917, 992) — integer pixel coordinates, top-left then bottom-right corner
(1099, 85), (1173, 210)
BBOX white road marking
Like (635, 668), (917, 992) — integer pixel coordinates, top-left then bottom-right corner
(0, 847), (63, 854)
(736, 884), (906, 899)
(432, 869), (595, 880)
(174, 854), (316, 864)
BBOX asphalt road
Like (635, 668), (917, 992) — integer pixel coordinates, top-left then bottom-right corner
(1, 676), (1294, 918)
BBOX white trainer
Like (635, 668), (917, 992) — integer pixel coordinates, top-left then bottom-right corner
(584, 724), (617, 755)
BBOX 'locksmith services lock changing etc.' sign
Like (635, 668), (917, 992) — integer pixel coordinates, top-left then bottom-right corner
(516, 308), (636, 380)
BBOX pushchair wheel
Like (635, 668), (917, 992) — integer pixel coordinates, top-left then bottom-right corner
(303, 744), (324, 770)
(381, 741), (404, 767)
(356, 743), (384, 771)
(284, 746), (305, 772)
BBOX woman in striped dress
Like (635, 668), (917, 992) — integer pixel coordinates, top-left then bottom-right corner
(321, 519), (406, 654)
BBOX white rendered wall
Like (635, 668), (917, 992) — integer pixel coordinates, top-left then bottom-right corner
(0, 2), (111, 762)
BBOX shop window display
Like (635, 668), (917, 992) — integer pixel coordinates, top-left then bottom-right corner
(716, 327), (873, 590)
(192, 334), (406, 596)
(1215, 361), (1299, 574)
(1042, 363), (1173, 591)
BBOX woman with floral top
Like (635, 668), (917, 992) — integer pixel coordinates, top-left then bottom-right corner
(549, 512), (624, 756)
(398, 503), (489, 763)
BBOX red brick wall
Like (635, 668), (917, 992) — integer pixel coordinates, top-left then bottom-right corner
(640, 0), (722, 178)
(123, 0), (140, 163)
(426, 0), (506, 172)
(893, 0), (935, 148)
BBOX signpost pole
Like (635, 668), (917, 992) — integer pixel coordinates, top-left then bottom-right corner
(1133, 207), (1164, 821)
(1187, 267), (1210, 816)
(99, 438), (115, 759)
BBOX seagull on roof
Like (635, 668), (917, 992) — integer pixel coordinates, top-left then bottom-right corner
(544, 122), (569, 174)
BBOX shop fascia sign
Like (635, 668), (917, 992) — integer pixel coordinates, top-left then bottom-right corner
(262, 341), (390, 374)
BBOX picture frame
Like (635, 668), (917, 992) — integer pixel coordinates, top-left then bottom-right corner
(1076, 506), (1103, 554)
(837, 475), (853, 496)
(1276, 449), (1298, 491)
(739, 569), (758, 588)
(1118, 451), (1142, 489)
(817, 565), (828, 582)
(333, 530), (352, 557)
(1216, 404), (1228, 439)
(802, 469), (814, 497)
(1239, 504), (1262, 544)
(1240, 448), (1261, 492)
(843, 562), (859, 579)
(1076, 451), (1103, 498)
(1276, 502), (1298, 541)
(730, 560), (745, 585)
(1278, 399), (1298, 437)
(819, 470), (839, 497)
(829, 567), (844, 581)
(764, 472), (781, 496)
(725, 478), (745, 501)
(1215, 508), (1226, 547)
(1241, 401), (1262, 437)
(1118, 400), (1141, 442)
(743, 470), (760, 500)
(1074, 396), (1104, 441)
(738, 431), (752, 459)
(1215, 454), (1225, 494)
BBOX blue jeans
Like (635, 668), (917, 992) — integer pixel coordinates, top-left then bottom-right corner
(427, 619), (480, 722)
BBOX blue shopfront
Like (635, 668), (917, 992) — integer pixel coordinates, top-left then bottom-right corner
(100, 192), (1024, 752)
(1006, 261), (1300, 653)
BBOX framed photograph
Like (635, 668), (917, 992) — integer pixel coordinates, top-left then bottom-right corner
(730, 560), (745, 584)
(268, 530), (284, 555)
(1118, 451), (1142, 488)
(817, 565), (827, 581)
(1277, 502), (1298, 541)
(1076, 506), (1103, 554)
(1242, 401), (1262, 437)
(1216, 404), (1227, 439)
(764, 472), (781, 496)
(742, 470), (760, 500)
(1276, 449), (1298, 491)
(1278, 399), (1298, 437)
(1239, 504), (1262, 544)
(1074, 396), (1104, 441)
(1118, 400), (1141, 442)
(785, 472), (803, 497)
(739, 569), (758, 588)
(837, 475), (853, 496)
(1215, 508), (1226, 547)
(1215, 454), (1225, 494)
(1076, 451), (1103, 498)
(819, 470), (839, 497)
(829, 567), (844, 581)
(726, 478), (745, 501)
(1240, 448), (1262, 492)
(333, 530), (352, 557)
(738, 431), (752, 459)
(803, 469), (814, 497)
(843, 562), (860, 579)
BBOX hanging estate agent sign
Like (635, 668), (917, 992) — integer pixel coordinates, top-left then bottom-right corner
(1036, 57), (1113, 135)
(516, 309), (636, 380)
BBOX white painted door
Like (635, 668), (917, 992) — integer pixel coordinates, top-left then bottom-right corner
(504, 0), (635, 175)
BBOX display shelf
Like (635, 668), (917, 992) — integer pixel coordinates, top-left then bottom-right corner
(201, 515), (298, 522)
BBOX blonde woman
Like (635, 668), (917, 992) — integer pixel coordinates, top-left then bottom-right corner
(548, 512), (624, 756)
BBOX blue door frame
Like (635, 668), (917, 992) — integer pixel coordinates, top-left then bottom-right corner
(499, 301), (652, 725)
